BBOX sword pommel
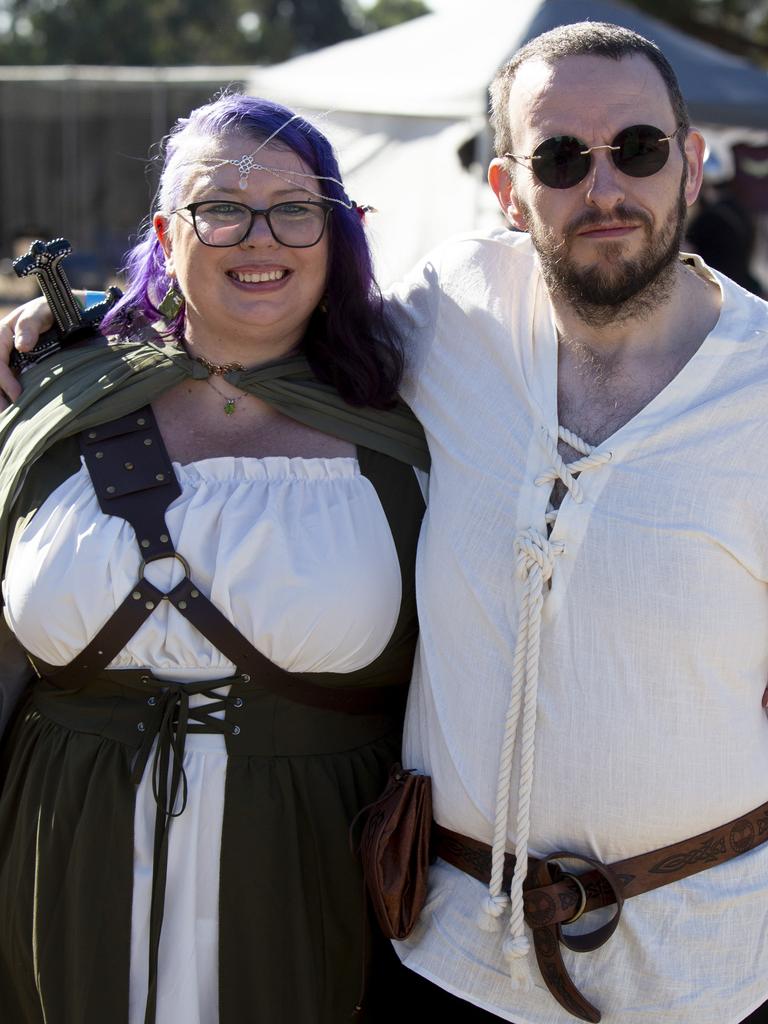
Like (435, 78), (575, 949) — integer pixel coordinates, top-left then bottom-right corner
(10, 239), (122, 372)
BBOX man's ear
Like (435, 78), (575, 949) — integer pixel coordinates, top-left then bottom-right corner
(682, 129), (706, 208)
(488, 159), (528, 230)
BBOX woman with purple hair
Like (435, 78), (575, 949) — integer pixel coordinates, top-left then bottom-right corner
(0, 94), (428, 1024)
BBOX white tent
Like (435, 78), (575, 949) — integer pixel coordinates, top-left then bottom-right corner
(248, 0), (768, 284)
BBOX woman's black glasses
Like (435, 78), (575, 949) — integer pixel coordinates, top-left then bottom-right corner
(173, 200), (333, 248)
(505, 124), (684, 190)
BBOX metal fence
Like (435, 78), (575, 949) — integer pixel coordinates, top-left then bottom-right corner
(0, 66), (252, 301)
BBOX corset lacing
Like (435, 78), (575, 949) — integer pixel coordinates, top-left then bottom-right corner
(478, 425), (612, 986)
(128, 676), (240, 1024)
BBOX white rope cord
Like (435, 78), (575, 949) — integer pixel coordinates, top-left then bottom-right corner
(479, 530), (560, 932)
(540, 426), (612, 526)
(481, 425), (610, 986)
(558, 424), (593, 456)
(535, 429), (584, 502)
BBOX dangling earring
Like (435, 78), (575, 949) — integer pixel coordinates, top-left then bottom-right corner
(318, 293), (328, 314)
(158, 278), (185, 320)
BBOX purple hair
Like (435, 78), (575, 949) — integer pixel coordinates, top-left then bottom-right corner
(103, 94), (403, 407)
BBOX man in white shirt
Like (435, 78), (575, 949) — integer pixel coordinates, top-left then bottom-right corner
(387, 20), (768, 1024)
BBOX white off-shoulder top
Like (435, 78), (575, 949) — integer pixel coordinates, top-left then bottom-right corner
(3, 455), (402, 677)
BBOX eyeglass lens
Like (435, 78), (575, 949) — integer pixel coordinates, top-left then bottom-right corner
(531, 125), (674, 189)
(193, 201), (329, 247)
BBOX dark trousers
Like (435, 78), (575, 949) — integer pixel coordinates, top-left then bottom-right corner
(366, 935), (768, 1022)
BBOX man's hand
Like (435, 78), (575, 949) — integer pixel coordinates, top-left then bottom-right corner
(0, 297), (55, 409)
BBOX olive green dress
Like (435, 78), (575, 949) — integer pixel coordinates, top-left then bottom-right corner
(0, 414), (425, 1024)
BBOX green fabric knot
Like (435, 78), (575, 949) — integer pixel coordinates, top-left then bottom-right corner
(0, 325), (429, 565)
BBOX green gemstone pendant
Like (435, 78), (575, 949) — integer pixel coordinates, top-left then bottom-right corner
(224, 398), (236, 415)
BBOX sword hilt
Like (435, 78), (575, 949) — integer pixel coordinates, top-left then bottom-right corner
(10, 239), (122, 372)
(13, 238), (82, 334)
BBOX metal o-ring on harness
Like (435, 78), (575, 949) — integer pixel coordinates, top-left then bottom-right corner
(137, 551), (191, 598)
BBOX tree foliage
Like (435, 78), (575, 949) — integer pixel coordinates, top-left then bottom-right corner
(363, 0), (429, 33)
(1, 0), (765, 68)
(630, 0), (768, 68)
(0, 0), (403, 66)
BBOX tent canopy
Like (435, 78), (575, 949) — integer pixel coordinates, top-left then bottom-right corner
(251, 0), (768, 129)
(248, 0), (768, 283)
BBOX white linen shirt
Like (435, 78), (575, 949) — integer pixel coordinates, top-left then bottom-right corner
(388, 231), (768, 1024)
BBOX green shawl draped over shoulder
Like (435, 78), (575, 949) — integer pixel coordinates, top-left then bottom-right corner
(0, 330), (429, 562)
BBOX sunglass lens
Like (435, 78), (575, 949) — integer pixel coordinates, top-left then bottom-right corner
(533, 136), (591, 189)
(614, 125), (670, 177)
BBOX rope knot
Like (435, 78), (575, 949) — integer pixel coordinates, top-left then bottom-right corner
(476, 892), (509, 932)
(514, 528), (564, 583)
(503, 933), (530, 960)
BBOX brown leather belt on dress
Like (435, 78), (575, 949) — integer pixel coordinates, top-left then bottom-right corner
(434, 798), (768, 1023)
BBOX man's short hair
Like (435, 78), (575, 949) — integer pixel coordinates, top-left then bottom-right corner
(489, 21), (691, 160)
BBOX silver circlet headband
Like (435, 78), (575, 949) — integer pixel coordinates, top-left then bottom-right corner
(199, 113), (364, 207)
(201, 154), (355, 208)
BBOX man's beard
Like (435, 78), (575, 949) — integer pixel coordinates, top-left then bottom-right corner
(521, 177), (688, 328)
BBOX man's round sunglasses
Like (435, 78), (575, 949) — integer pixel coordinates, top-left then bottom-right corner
(172, 199), (333, 248)
(505, 124), (684, 190)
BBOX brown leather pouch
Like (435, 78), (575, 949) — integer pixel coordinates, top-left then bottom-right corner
(357, 763), (433, 940)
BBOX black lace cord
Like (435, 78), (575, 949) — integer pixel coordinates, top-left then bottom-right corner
(152, 688), (190, 816)
(131, 681), (234, 1024)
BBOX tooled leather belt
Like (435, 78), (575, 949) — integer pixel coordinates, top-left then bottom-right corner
(434, 798), (768, 1022)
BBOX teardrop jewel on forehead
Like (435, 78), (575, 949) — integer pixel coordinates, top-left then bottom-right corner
(231, 153), (258, 189)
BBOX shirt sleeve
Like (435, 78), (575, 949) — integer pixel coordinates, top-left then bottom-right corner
(385, 252), (444, 405)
